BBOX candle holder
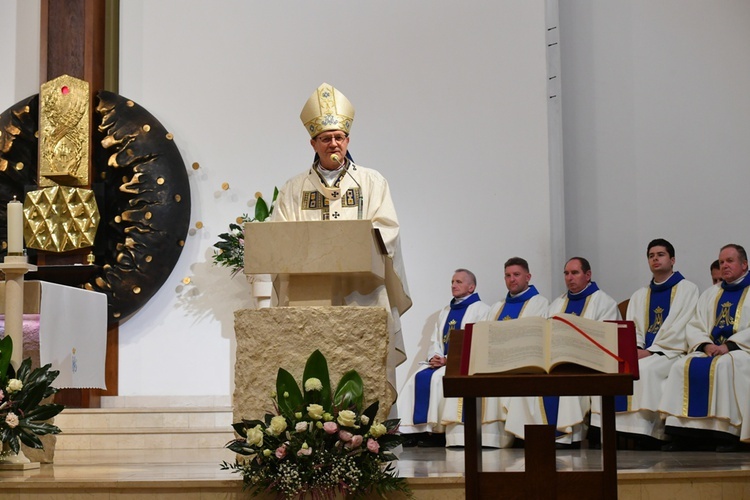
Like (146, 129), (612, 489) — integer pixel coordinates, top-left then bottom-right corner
(0, 253), (40, 470)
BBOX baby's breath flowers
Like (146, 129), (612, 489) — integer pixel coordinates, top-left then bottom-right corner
(221, 350), (411, 499)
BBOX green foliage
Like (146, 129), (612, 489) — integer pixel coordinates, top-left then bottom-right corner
(221, 350), (411, 499)
(211, 188), (278, 277)
(0, 340), (64, 455)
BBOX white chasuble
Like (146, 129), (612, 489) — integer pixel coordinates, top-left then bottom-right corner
(443, 293), (550, 448)
(505, 289), (619, 444)
(397, 299), (490, 435)
(272, 163), (411, 402)
(659, 283), (750, 440)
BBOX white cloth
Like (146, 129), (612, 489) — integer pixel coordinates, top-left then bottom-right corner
(1, 281), (108, 389)
(397, 297), (490, 435)
(592, 278), (698, 439)
(443, 293), (550, 448)
(505, 288), (619, 443)
(659, 283), (750, 440)
(272, 163), (411, 400)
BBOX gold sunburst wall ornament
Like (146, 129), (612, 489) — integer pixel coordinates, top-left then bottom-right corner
(38, 75), (90, 186)
(23, 186), (100, 252)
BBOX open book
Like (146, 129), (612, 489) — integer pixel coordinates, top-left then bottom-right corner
(465, 314), (626, 376)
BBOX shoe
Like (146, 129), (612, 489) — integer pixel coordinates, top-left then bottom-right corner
(417, 433), (446, 447)
(400, 433), (423, 448)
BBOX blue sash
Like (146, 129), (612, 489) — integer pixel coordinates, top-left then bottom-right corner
(544, 283), (600, 428)
(496, 286), (540, 321)
(684, 273), (750, 417)
(685, 356), (717, 417)
(413, 293), (482, 425)
(644, 272), (684, 348)
(710, 273), (750, 344)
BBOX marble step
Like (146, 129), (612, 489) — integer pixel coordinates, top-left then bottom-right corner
(53, 407), (236, 451)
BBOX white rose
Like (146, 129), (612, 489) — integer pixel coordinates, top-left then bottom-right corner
(360, 415), (370, 425)
(246, 424), (264, 447)
(6, 379), (23, 393)
(337, 410), (357, 428)
(307, 404), (324, 420)
(5, 412), (19, 429)
(295, 421), (308, 433)
(370, 422), (387, 438)
(268, 415), (288, 436)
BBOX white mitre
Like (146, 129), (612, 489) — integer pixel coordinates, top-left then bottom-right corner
(300, 83), (355, 138)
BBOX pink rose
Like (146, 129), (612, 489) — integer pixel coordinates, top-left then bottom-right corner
(338, 430), (353, 442)
(350, 435), (363, 448)
(367, 438), (380, 453)
(297, 447), (312, 456)
(275, 445), (287, 459)
(323, 421), (338, 434)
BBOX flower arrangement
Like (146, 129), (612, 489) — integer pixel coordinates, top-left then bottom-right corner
(221, 350), (411, 499)
(0, 336), (64, 455)
(212, 188), (278, 277)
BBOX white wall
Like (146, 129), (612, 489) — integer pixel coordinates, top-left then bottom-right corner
(7, 1), (750, 402)
(0, 1), (39, 103)
(559, 1), (750, 302)
(116, 1), (558, 397)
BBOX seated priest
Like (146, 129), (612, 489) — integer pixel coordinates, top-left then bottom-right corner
(397, 269), (490, 447)
(590, 238), (698, 447)
(443, 257), (549, 448)
(504, 257), (619, 448)
(659, 243), (750, 452)
(271, 83), (411, 403)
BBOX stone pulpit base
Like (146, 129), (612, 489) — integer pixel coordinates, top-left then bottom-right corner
(233, 307), (391, 425)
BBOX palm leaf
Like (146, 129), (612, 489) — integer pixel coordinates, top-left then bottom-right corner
(333, 370), (364, 412)
(302, 350), (331, 410)
(276, 368), (303, 418)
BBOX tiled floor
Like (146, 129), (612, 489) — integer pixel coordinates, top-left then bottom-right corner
(2, 446), (749, 486)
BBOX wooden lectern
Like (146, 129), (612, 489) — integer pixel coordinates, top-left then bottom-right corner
(443, 330), (634, 500)
(244, 220), (386, 306)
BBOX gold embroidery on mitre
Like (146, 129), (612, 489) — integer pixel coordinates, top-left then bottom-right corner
(39, 75), (90, 186)
(300, 83), (355, 138)
(23, 186), (100, 252)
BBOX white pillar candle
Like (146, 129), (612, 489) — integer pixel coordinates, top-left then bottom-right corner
(7, 198), (23, 254)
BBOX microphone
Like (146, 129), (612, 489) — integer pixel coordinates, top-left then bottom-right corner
(330, 154), (363, 220)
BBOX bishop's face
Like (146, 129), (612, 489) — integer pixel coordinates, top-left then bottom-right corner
(719, 247), (748, 283)
(311, 131), (349, 170)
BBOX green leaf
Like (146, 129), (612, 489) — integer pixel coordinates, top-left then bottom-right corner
(254, 197), (269, 222)
(0, 335), (12, 380)
(226, 439), (255, 455)
(302, 350), (331, 411)
(333, 370), (364, 412)
(22, 403), (65, 422)
(15, 357), (32, 382)
(276, 368), (303, 418)
(18, 421), (61, 436)
(17, 430), (43, 449)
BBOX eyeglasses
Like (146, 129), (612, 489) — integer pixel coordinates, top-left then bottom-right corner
(316, 134), (348, 145)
